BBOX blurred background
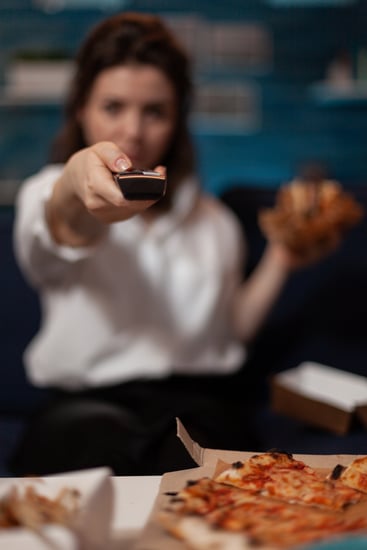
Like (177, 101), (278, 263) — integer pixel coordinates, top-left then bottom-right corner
(1, 0), (367, 472)
(1, 0), (367, 203)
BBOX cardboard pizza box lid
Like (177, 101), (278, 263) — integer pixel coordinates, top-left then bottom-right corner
(174, 417), (359, 469)
(270, 362), (367, 435)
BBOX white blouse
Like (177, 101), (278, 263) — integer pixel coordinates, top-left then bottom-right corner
(14, 165), (247, 390)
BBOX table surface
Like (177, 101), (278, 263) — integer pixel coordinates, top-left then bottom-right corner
(110, 475), (162, 549)
(0, 474), (162, 549)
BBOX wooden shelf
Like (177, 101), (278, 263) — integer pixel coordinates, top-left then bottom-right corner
(0, 91), (62, 107)
(0, 84), (65, 107)
(309, 81), (367, 106)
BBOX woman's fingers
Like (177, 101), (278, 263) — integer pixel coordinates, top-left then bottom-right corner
(154, 165), (167, 178)
(69, 143), (165, 223)
(91, 141), (132, 173)
(271, 232), (343, 271)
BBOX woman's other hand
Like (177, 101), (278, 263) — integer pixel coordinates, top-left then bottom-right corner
(265, 233), (341, 273)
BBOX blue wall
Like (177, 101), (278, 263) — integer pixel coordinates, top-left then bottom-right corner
(1, 0), (367, 195)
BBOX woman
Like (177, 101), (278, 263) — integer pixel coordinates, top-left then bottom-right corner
(11, 12), (327, 476)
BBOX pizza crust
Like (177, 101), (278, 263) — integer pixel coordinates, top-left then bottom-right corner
(331, 456), (367, 494)
(161, 514), (249, 550)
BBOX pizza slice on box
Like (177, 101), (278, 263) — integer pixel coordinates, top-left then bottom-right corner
(214, 451), (363, 510)
(330, 456), (367, 494)
(160, 451), (367, 549)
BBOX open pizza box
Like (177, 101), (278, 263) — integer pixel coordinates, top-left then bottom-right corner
(133, 419), (367, 550)
(271, 362), (367, 435)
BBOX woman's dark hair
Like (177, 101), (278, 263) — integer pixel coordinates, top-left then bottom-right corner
(50, 12), (196, 194)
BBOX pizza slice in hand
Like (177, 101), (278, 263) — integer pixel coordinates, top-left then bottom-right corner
(258, 178), (363, 260)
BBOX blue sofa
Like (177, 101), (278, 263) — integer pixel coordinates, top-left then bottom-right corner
(0, 206), (48, 475)
(1, 184), (367, 476)
(221, 184), (367, 455)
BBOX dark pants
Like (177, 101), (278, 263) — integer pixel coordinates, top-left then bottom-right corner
(9, 372), (259, 476)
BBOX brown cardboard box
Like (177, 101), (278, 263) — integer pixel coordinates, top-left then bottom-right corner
(271, 362), (367, 435)
(134, 419), (367, 550)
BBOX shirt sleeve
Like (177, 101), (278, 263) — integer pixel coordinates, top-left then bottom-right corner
(217, 198), (247, 283)
(13, 165), (105, 287)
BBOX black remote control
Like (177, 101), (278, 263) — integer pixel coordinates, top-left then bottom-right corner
(114, 169), (166, 200)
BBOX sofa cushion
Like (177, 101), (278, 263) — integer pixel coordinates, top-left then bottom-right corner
(0, 207), (48, 413)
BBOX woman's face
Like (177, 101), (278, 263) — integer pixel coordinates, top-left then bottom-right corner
(78, 64), (178, 170)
